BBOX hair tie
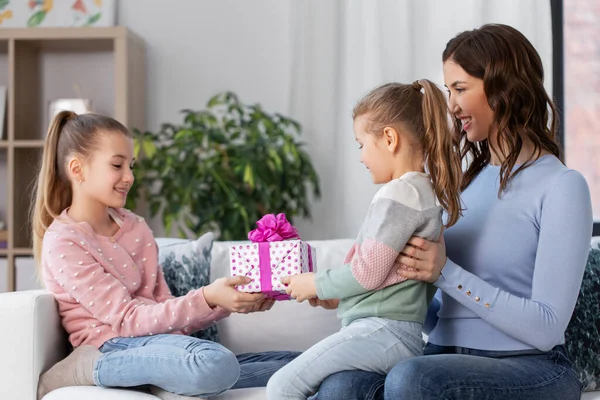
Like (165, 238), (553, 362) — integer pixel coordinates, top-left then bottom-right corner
(412, 80), (422, 92)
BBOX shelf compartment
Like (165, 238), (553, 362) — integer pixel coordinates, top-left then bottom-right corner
(13, 147), (42, 249)
(0, 148), (7, 250)
(13, 39), (116, 141)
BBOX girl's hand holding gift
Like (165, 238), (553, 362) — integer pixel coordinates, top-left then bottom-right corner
(281, 272), (317, 302)
(204, 276), (266, 313)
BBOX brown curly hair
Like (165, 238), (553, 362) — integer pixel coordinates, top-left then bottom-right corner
(443, 23), (562, 194)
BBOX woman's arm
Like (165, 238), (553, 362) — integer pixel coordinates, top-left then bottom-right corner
(398, 171), (592, 351)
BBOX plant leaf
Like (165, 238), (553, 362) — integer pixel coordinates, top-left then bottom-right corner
(142, 139), (157, 159)
(243, 164), (254, 189)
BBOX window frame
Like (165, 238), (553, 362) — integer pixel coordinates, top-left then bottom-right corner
(551, 0), (599, 236)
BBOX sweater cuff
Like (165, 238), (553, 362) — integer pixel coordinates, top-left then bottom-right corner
(434, 258), (496, 311)
(433, 257), (458, 288)
(188, 287), (216, 317)
(315, 271), (332, 299)
(210, 306), (231, 321)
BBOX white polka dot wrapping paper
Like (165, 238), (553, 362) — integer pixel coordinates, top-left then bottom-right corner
(229, 240), (317, 300)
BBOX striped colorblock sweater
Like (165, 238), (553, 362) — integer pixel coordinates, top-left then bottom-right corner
(315, 172), (441, 326)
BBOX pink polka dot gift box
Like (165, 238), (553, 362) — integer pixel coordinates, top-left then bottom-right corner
(230, 213), (316, 300)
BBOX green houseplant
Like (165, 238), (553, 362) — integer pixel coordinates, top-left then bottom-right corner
(127, 92), (321, 240)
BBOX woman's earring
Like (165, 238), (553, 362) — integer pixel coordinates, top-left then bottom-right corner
(79, 179), (83, 185)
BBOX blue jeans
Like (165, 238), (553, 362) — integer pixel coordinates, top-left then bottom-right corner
(94, 334), (300, 397)
(317, 343), (582, 400)
(267, 318), (422, 399)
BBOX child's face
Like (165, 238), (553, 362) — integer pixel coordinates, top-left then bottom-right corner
(80, 132), (135, 209)
(354, 115), (394, 184)
(443, 60), (494, 143)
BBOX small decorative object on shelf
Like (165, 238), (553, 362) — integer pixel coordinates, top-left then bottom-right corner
(48, 98), (91, 121)
(0, 221), (7, 249)
(0, 0), (116, 28)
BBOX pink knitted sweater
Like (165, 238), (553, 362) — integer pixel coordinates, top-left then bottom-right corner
(42, 208), (229, 348)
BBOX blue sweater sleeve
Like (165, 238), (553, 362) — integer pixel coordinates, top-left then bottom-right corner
(434, 170), (592, 351)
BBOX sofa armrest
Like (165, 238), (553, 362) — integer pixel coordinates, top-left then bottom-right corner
(0, 290), (68, 400)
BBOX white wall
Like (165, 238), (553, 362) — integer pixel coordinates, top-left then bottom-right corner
(118, 0), (294, 138)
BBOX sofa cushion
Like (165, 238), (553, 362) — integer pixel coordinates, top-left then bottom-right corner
(44, 386), (159, 399)
(43, 385), (267, 400)
(158, 232), (218, 343)
(565, 246), (600, 392)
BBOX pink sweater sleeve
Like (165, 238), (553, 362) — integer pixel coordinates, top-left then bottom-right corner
(152, 264), (230, 333)
(45, 236), (220, 337)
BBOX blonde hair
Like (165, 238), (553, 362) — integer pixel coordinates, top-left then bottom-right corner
(31, 111), (131, 268)
(353, 80), (463, 227)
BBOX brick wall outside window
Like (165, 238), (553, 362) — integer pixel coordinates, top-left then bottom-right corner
(564, 0), (600, 220)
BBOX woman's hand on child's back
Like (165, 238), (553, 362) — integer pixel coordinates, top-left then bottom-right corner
(203, 276), (266, 313)
(308, 298), (339, 310)
(396, 230), (447, 283)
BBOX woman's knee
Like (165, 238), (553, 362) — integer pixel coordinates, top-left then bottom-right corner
(319, 371), (385, 400)
(186, 343), (240, 396)
(385, 357), (436, 398)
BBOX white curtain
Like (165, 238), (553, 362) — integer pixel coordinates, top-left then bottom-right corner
(288, 0), (553, 240)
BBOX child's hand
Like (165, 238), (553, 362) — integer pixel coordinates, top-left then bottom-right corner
(281, 272), (317, 302)
(203, 276), (265, 313)
(308, 297), (339, 310)
(247, 298), (276, 313)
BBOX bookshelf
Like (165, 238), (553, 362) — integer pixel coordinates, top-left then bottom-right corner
(0, 27), (146, 292)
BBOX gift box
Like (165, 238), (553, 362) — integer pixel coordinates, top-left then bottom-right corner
(230, 214), (316, 300)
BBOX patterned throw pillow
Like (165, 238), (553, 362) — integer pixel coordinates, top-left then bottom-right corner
(157, 232), (218, 343)
(565, 246), (600, 392)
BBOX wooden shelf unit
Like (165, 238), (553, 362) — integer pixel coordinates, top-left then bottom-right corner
(0, 27), (145, 292)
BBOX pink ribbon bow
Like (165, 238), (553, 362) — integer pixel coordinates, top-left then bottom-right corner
(248, 213), (301, 242)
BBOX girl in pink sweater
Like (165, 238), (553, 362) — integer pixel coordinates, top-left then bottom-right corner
(33, 111), (299, 400)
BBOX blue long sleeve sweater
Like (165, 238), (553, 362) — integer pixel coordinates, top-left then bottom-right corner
(429, 154), (593, 352)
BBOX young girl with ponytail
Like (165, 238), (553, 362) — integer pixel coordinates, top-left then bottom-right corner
(33, 111), (299, 400)
(266, 80), (463, 400)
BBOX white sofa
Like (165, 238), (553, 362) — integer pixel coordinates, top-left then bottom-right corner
(0, 238), (598, 400)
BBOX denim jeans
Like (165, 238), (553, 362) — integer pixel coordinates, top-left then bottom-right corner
(317, 343), (582, 400)
(267, 317), (423, 400)
(94, 334), (300, 397)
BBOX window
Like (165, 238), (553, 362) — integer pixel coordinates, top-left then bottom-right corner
(562, 0), (600, 234)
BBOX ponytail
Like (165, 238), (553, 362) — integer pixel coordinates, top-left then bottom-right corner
(31, 111), (76, 268)
(416, 79), (463, 227)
